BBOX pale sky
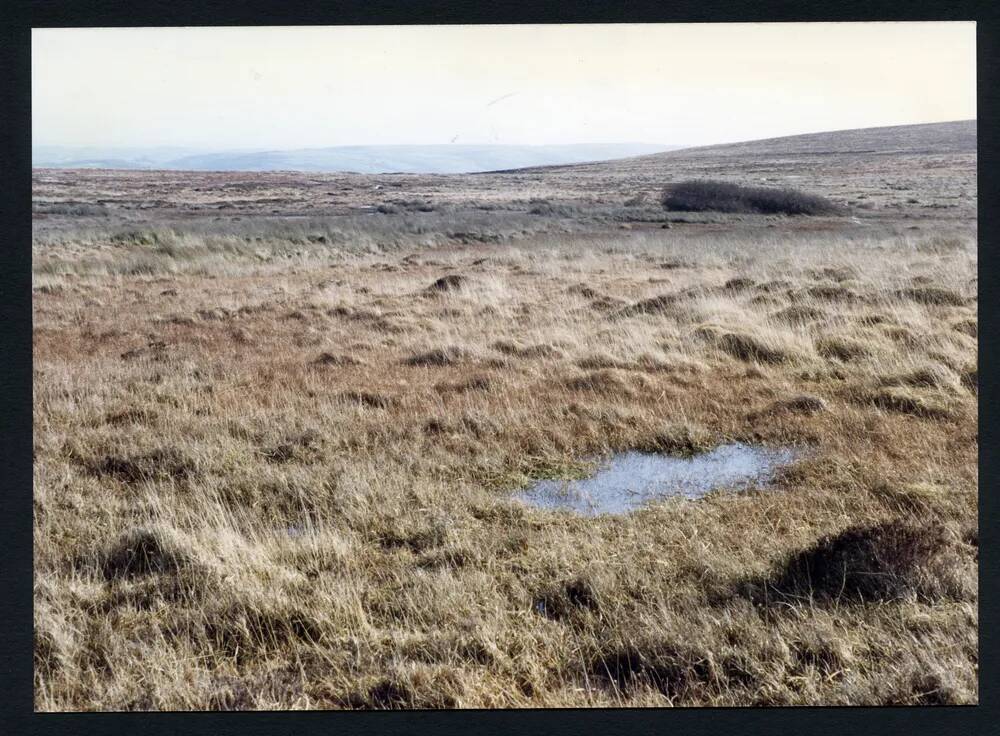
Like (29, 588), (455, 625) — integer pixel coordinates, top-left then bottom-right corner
(32, 22), (976, 150)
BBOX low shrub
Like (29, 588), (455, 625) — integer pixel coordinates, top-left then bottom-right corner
(661, 180), (843, 216)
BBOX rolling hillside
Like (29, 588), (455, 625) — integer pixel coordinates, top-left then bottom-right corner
(511, 120), (977, 221)
(32, 121), (977, 232)
(32, 143), (682, 174)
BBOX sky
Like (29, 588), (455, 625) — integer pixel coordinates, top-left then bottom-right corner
(32, 22), (976, 150)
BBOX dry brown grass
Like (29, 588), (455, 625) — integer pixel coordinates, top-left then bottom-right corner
(33, 219), (977, 710)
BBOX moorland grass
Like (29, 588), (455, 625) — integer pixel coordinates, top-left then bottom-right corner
(33, 224), (977, 709)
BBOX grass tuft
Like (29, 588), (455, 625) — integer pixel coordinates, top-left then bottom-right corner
(102, 527), (193, 580)
(757, 520), (951, 603)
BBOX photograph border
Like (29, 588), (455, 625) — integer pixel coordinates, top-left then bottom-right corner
(3, 1), (997, 734)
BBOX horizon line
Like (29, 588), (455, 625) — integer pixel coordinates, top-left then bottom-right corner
(32, 118), (976, 156)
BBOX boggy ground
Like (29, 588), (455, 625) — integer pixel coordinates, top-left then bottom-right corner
(34, 220), (977, 709)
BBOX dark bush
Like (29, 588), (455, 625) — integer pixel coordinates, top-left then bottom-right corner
(661, 180), (843, 216)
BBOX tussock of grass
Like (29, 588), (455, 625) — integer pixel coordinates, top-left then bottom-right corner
(339, 391), (399, 409)
(952, 318), (977, 338)
(435, 375), (494, 394)
(915, 236), (970, 254)
(533, 577), (601, 621)
(312, 352), (365, 367)
(589, 295), (628, 313)
(563, 369), (640, 395)
(426, 274), (469, 293)
(493, 340), (563, 360)
(103, 407), (159, 426)
(585, 636), (725, 702)
(85, 447), (198, 484)
(345, 666), (466, 709)
(634, 422), (713, 455)
(697, 326), (794, 365)
(404, 346), (475, 367)
(761, 395), (828, 416)
(960, 365), (977, 393)
(807, 266), (858, 283)
(772, 305), (825, 325)
(870, 481), (967, 516)
(895, 286), (966, 307)
(880, 365), (960, 392)
(724, 277), (756, 292)
(614, 294), (679, 318)
(755, 520), (952, 603)
(815, 336), (870, 363)
(863, 388), (954, 420)
(102, 527), (195, 580)
(806, 284), (860, 303)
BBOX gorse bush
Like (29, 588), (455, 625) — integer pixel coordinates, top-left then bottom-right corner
(661, 180), (843, 216)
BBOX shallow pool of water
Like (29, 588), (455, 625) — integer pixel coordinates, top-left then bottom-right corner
(517, 443), (802, 516)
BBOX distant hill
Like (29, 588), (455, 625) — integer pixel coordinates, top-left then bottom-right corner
(494, 120), (976, 222)
(31, 145), (207, 168)
(32, 143), (682, 174)
(647, 120), (977, 159)
(545, 120), (977, 175)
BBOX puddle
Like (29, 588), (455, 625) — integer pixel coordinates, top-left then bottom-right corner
(517, 443), (803, 516)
